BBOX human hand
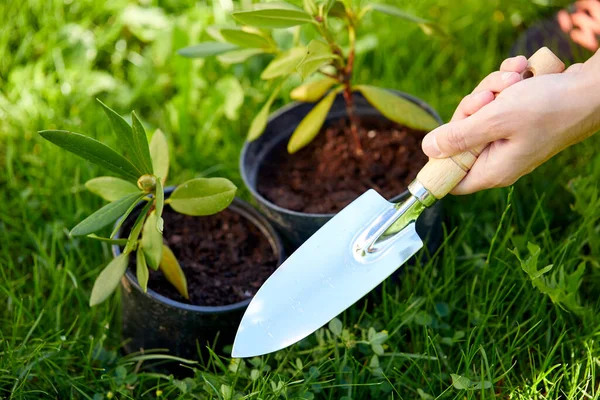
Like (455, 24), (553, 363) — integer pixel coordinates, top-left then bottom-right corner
(421, 52), (600, 195)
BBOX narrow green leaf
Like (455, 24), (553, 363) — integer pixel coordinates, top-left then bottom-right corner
(296, 40), (338, 80)
(217, 48), (266, 64)
(130, 111), (154, 174)
(247, 86), (281, 141)
(177, 42), (239, 58)
(110, 194), (147, 239)
(370, 4), (428, 24)
(355, 85), (439, 131)
(97, 100), (152, 175)
(252, 2), (304, 11)
(70, 193), (145, 236)
(290, 77), (338, 102)
(89, 253), (129, 306)
(288, 90), (337, 153)
(169, 178), (237, 216)
(149, 129), (169, 185)
(87, 234), (128, 245)
(232, 7), (313, 29)
(369, 4), (446, 37)
(141, 210), (163, 270)
(38, 130), (141, 182)
(85, 177), (141, 202)
(220, 28), (274, 49)
(261, 47), (306, 80)
(302, 0), (317, 15)
(160, 244), (189, 299)
(125, 200), (153, 253)
(155, 178), (164, 233)
(136, 250), (149, 292)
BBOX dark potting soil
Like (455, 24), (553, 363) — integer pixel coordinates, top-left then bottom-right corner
(127, 206), (278, 306)
(257, 117), (429, 214)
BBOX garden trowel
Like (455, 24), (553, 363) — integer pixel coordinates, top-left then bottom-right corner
(232, 47), (565, 358)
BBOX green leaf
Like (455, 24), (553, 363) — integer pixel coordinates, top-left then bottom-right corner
(290, 77), (338, 102)
(130, 111), (154, 174)
(220, 28), (274, 49)
(136, 250), (149, 292)
(371, 343), (384, 356)
(328, 318), (342, 337)
(232, 7), (313, 29)
(97, 100), (153, 175)
(370, 330), (389, 345)
(125, 200), (153, 253)
(450, 374), (492, 390)
(370, 4), (428, 24)
(89, 253), (129, 306)
(247, 86), (281, 141)
(149, 129), (169, 184)
(87, 234), (128, 245)
(38, 130), (141, 182)
(85, 177), (141, 202)
(217, 48), (266, 65)
(70, 193), (145, 236)
(369, 4), (446, 37)
(177, 42), (239, 58)
(296, 40), (338, 80)
(302, 0), (317, 14)
(160, 244), (189, 299)
(327, 1), (346, 17)
(169, 178), (237, 216)
(261, 47), (306, 80)
(288, 89), (337, 153)
(155, 178), (164, 233)
(355, 85), (439, 131)
(110, 193), (147, 238)
(141, 210), (163, 270)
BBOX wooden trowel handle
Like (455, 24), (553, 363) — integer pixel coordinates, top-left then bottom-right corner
(415, 47), (565, 200)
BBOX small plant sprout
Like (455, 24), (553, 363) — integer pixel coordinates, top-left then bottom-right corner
(39, 100), (237, 306)
(178, 1), (443, 155)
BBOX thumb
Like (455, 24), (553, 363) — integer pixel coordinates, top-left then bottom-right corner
(421, 113), (493, 158)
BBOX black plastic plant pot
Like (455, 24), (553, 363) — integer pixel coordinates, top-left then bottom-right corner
(240, 90), (444, 254)
(113, 189), (285, 363)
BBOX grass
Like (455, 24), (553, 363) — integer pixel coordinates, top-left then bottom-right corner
(1, 0), (599, 398)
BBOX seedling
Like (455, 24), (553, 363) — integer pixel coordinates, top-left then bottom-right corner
(179, 1), (442, 155)
(39, 101), (237, 306)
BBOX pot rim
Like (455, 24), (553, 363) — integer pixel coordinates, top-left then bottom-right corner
(240, 89), (443, 219)
(112, 189), (285, 314)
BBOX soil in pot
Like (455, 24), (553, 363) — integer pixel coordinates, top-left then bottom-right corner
(125, 206), (279, 306)
(258, 117), (428, 214)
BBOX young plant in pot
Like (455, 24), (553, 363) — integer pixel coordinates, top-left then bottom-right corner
(179, 1), (445, 249)
(39, 101), (283, 360)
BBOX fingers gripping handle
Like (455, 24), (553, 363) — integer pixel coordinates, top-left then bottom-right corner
(415, 47), (565, 200)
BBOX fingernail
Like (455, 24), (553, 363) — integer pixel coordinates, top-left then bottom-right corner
(422, 134), (441, 157)
(501, 71), (517, 81)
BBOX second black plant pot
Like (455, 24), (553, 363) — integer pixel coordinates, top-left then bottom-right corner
(240, 90), (444, 255)
(114, 189), (285, 365)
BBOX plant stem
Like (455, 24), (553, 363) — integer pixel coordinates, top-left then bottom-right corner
(343, 21), (362, 155)
(343, 82), (362, 155)
(318, 9), (362, 155)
